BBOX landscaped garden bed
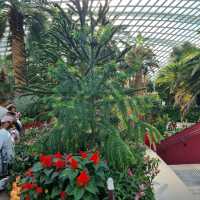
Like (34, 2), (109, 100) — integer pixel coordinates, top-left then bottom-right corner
(1, 0), (162, 199)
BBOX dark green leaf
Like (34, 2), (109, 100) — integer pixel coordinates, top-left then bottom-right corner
(32, 162), (42, 172)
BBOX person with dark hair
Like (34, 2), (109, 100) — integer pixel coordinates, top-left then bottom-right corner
(6, 104), (23, 135)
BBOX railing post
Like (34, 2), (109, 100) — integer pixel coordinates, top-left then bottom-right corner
(107, 177), (115, 200)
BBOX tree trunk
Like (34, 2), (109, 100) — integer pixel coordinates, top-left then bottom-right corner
(134, 69), (145, 96)
(9, 7), (26, 90)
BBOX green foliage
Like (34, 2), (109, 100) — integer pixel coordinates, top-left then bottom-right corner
(13, 1), (162, 177)
(0, 76), (13, 101)
(128, 94), (166, 136)
(0, 57), (14, 100)
(0, 9), (7, 39)
(20, 152), (108, 200)
(125, 33), (158, 74)
(0, 0), (52, 46)
(10, 144), (36, 176)
(26, 1), (132, 171)
(105, 131), (136, 170)
(109, 147), (159, 200)
(14, 95), (51, 120)
(153, 115), (169, 133)
(8, 143), (36, 192)
(0, 0), (54, 90)
(14, 96), (38, 114)
(8, 128), (55, 190)
(156, 42), (200, 116)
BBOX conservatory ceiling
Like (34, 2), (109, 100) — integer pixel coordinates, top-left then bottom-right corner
(1, 0), (200, 75)
(57, 0), (200, 73)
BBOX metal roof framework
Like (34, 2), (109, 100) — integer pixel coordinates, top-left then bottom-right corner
(1, 0), (200, 74)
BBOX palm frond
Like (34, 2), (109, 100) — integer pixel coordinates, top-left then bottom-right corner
(156, 42), (200, 115)
(26, 11), (48, 44)
(0, 9), (8, 40)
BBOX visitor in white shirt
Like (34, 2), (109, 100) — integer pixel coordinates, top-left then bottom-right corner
(0, 115), (15, 176)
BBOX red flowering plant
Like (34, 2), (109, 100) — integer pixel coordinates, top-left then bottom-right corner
(20, 151), (108, 200)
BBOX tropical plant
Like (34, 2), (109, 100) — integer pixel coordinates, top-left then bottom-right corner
(125, 33), (158, 95)
(19, 151), (108, 200)
(156, 42), (200, 115)
(132, 94), (168, 134)
(0, 56), (14, 100)
(0, 0), (52, 88)
(106, 145), (159, 200)
(0, 68), (12, 100)
(27, 0), (161, 172)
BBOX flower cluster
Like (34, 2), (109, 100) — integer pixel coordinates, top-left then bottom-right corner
(23, 121), (46, 130)
(39, 150), (99, 169)
(22, 182), (43, 194)
(19, 151), (107, 200)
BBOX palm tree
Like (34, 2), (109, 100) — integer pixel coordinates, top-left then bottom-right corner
(175, 47), (200, 114)
(125, 33), (158, 95)
(156, 42), (200, 115)
(0, 0), (51, 89)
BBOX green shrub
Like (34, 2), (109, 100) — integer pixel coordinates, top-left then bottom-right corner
(20, 151), (108, 200)
(110, 149), (159, 200)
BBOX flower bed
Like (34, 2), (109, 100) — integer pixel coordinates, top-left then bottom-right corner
(11, 151), (108, 200)
(23, 121), (47, 130)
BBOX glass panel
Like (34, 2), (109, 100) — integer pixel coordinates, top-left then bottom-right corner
(0, 0), (199, 70)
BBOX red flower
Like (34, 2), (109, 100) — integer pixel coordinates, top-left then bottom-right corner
(35, 186), (43, 194)
(66, 154), (72, 161)
(25, 194), (31, 200)
(70, 158), (78, 170)
(80, 151), (88, 159)
(90, 152), (100, 165)
(25, 168), (33, 177)
(55, 159), (66, 169)
(76, 170), (90, 187)
(60, 191), (66, 200)
(22, 182), (34, 190)
(54, 152), (62, 159)
(40, 154), (52, 168)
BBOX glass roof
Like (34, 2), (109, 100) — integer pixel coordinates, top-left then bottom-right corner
(1, 0), (200, 74)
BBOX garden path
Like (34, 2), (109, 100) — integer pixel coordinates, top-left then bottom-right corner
(147, 149), (194, 200)
(171, 164), (200, 200)
(0, 191), (9, 200)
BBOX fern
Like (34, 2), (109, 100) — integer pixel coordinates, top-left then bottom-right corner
(104, 130), (136, 171)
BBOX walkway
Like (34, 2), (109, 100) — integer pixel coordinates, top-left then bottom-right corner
(0, 191), (9, 200)
(147, 149), (194, 200)
(171, 164), (200, 200)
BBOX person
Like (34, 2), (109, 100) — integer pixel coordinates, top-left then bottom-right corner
(0, 115), (15, 177)
(144, 128), (157, 152)
(9, 125), (20, 144)
(0, 101), (8, 120)
(172, 121), (177, 131)
(6, 104), (23, 135)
